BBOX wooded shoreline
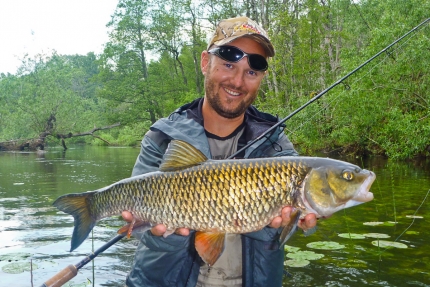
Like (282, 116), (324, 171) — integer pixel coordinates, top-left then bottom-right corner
(1, 1), (429, 159)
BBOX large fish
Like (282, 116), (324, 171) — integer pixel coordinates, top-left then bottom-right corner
(54, 140), (375, 265)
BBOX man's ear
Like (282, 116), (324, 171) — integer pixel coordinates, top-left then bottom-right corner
(201, 50), (210, 75)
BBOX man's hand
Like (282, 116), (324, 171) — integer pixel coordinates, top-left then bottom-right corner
(268, 206), (317, 230)
(122, 206), (316, 237)
(121, 211), (190, 237)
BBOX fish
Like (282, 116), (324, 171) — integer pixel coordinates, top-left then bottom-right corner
(53, 140), (375, 265)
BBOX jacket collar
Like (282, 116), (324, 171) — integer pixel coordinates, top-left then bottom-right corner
(176, 98), (285, 142)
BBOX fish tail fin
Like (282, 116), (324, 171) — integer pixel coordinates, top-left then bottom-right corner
(53, 192), (97, 252)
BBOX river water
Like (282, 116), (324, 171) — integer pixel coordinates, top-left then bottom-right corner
(0, 146), (429, 287)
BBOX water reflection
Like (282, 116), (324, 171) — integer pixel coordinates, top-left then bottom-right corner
(0, 146), (138, 287)
(0, 147), (429, 286)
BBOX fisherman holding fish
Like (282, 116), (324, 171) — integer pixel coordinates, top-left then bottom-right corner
(123, 16), (318, 287)
(50, 15), (376, 287)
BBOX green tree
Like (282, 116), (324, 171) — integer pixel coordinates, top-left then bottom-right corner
(0, 52), (109, 146)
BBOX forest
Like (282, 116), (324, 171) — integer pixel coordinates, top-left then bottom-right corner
(0, 0), (429, 159)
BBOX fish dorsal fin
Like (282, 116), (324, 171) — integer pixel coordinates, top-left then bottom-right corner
(195, 231), (226, 266)
(159, 140), (208, 172)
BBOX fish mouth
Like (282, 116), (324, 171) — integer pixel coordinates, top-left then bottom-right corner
(352, 170), (376, 203)
(342, 170), (375, 210)
(301, 169), (376, 217)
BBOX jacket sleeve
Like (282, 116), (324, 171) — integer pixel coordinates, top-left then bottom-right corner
(276, 132), (299, 156)
(131, 130), (170, 176)
(269, 131), (299, 157)
(126, 232), (200, 287)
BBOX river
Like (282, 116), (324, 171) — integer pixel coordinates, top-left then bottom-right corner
(0, 145), (429, 286)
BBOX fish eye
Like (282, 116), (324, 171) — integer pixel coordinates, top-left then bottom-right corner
(342, 170), (354, 181)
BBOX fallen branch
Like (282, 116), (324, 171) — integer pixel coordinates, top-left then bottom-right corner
(55, 123), (121, 139)
(0, 123), (121, 151)
(55, 123), (121, 150)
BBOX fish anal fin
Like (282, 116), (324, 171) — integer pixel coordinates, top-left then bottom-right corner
(279, 209), (301, 247)
(159, 140), (208, 172)
(195, 231), (226, 266)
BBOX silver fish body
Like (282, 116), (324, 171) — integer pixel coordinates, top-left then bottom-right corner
(54, 140), (375, 264)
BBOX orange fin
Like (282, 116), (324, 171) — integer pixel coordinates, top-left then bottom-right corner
(195, 231), (226, 266)
(117, 216), (150, 238)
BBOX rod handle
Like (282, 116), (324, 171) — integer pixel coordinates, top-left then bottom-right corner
(40, 264), (77, 287)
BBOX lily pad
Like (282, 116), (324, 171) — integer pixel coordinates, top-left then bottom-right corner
(371, 240), (408, 249)
(338, 233), (366, 239)
(363, 233), (391, 239)
(286, 250), (324, 261)
(2, 262), (38, 274)
(405, 231), (420, 235)
(306, 241), (345, 250)
(363, 222), (384, 226)
(383, 221), (398, 226)
(284, 259), (310, 267)
(284, 245), (301, 253)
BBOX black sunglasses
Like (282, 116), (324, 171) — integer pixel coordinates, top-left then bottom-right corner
(208, 45), (268, 71)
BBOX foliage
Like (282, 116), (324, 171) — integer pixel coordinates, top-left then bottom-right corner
(0, 52), (108, 144)
(1, 0), (429, 158)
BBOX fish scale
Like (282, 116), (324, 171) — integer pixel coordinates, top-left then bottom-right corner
(53, 139), (375, 264)
(86, 158), (307, 234)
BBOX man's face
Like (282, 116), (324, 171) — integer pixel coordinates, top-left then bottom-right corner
(201, 37), (267, 119)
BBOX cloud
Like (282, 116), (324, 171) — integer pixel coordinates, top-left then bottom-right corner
(0, 0), (118, 74)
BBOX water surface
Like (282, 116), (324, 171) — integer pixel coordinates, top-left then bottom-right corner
(0, 146), (429, 286)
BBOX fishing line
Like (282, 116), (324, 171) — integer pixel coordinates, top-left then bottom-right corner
(231, 18), (430, 160)
(392, 188), (429, 243)
(287, 21), (430, 138)
(366, 188), (430, 258)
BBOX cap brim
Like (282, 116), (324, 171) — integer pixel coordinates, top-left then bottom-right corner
(211, 34), (275, 57)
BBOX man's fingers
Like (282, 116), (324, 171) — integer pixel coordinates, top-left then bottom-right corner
(150, 225), (190, 237)
(175, 228), (190, 236)
(121, 211), (133, 222)
(150, 224), (167, 236)
(281, 206), (293, 226)
(298, 213), (317, 230)
(269, 216), (282, 228)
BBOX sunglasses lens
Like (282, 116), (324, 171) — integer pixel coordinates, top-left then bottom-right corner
(216, 46), (268, 71)
(218, 47), (241, 62)
(248, 54), (268, 71)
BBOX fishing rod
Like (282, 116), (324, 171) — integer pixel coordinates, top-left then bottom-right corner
(40, 17), (429, 287)
(228, 17), (430, 160)
(39, 234), (125, 287)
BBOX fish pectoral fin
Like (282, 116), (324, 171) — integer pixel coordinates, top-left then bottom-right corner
(279, 209), (301, 247)
(195, 231), (226, 266)
(117, 216), (150, 238)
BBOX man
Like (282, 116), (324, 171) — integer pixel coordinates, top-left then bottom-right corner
(123, 16), (317, 287)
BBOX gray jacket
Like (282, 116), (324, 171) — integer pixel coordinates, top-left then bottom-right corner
(126, 98), (298, 287)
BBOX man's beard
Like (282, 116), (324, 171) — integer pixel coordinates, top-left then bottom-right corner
(204, 72), (258, 119)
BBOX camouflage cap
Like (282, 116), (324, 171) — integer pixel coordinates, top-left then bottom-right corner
(207, 16), (275, 57)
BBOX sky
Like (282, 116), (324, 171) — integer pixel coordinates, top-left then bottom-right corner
(0, 0), (119, 74)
